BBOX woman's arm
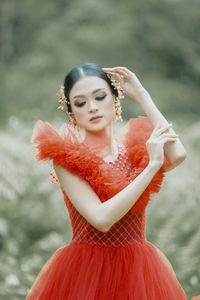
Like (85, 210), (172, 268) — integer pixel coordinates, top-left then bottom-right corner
(134, 89), (187, 171)
(103, 67), (187, 172)
(54, 162), (160, 233)
(54, 112), (177, 232)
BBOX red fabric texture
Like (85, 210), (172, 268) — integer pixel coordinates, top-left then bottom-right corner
(26, 116), (190, 300)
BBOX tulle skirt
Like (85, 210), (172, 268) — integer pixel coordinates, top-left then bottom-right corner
(25, 239), (189, 300)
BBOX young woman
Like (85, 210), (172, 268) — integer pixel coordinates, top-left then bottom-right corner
(26, 63), (198, 299)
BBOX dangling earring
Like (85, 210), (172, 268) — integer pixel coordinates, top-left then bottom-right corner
(57, 85), (80, 130)
(114, 97), (123, 122)
(68, 112), (78, 128)
(108, 76), (125, 122)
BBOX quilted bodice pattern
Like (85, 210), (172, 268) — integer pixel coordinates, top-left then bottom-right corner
(62, 143), (146, 247)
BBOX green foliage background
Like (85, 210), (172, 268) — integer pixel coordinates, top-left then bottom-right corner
(0, 0), (199, 299)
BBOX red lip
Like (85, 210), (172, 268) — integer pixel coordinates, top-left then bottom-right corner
(89, 116), (102, 121)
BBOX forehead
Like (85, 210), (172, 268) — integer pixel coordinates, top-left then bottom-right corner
(69, 76), (110, 99)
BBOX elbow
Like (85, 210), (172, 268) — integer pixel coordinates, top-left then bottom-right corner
(170, 149), (187, 164)
(176, 151), (187, 163)
(162, 151), (187, 172)
(94, 216), (111, 233)
(171, 151), (187, 169)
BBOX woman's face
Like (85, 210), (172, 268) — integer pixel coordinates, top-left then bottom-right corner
(69, 76), (116, 132)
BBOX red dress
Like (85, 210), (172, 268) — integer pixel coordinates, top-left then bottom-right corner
(26, 116), (191, 300)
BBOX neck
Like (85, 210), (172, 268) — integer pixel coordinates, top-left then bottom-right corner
(84, 123), (115, 156)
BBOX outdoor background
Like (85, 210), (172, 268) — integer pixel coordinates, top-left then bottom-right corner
(0, 0), (200, 299)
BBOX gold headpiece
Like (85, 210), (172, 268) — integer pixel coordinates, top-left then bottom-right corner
(57, 85), (69, 111)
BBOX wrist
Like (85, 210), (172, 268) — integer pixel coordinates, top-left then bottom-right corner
(146, 162), (162, 174)
(127, 87), (147, 102)
(133, 89), (150, 103)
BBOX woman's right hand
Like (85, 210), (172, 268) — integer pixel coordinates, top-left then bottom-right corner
(146, 121), (179, 169)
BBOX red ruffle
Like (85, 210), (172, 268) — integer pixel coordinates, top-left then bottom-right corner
(118, 116), (171, 211)
(124, 116), (171, 172)
(30, 117), (170, 212)
(31, 120), (127, 202)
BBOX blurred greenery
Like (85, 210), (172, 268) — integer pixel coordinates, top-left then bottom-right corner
(0, 0), (199, 299)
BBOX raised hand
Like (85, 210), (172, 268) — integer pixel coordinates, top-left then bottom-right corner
(146, 121), (179, 169)
(102, 66), (146, 102)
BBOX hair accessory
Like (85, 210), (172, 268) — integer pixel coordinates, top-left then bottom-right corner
(68, 112), (78, 127)
(57, 85), (70, 111)
(57, 85), (78, 128)
(109, 77), (125, 101)
(108, 76), (125, 122)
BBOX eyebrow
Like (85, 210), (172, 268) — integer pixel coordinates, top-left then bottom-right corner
(72, 88), (106, 100)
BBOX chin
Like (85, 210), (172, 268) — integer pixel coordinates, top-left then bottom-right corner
(85, 121), (110, 132)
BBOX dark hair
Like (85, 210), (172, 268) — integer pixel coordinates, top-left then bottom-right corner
(63, 63), (118, 112)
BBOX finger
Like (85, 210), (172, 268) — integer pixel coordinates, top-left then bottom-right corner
(159, 136), (178, 144)
(152, 121), (162, 135)
(157, 124), (173, 135)
(107, 70), (127, 77)
(102, 68), (114, 72)
(113, 69), (129, 77)
(107, 72), (125, 83)
(104, 71), (121, 78)
(112, 67), (131, 77)
(113, 66), (129, 72)
(103, 67), (129, 78)
(159, 133), (179, 140)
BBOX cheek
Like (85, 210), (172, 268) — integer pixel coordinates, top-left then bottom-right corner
(72, 107), (87, 126)
(103, 98), (115, 115)
(73, 108), (86, 122)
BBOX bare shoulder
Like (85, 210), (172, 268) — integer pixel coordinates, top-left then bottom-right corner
(53, 163), (105, 232)
(53, 163), (90, 192)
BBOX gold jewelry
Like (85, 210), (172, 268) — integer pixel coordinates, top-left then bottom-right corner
(68, 112), (78, 127)
(108, 76), (125, 122)
(57, 85), (70, 110)
(57, 85), (79, 128)
(113, 97), (123, 122)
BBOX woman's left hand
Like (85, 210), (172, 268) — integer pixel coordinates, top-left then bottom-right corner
(102, 66), (147, 102)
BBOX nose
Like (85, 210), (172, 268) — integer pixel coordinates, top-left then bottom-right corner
(88, 101), (99, 113)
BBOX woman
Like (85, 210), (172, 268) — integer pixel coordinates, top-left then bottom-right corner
(26, 63), (198, 299)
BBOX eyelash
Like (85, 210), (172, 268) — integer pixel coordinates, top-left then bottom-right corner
(75, 95), (106, 107)
(96, 95), (106, 100)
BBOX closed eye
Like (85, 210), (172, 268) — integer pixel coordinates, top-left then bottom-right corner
(74, 101), (86, 107)
(74, 94), (106, 107)
(95, 94), (106, 101)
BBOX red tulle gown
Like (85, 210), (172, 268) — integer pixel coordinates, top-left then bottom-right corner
(25, 116), (196, 300)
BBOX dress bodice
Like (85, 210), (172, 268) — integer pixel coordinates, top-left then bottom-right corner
(62, 143), (146, 247)
(64, 193), (146, 247)
(31, 116), (171, 247)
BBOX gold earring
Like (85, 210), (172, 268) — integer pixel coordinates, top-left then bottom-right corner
(114, 96), (123, 122)
(107, 76), (124, 122)
(57, 85), (81, 130)
(68, 112), (78, 127)
(109, 76), (124, 122)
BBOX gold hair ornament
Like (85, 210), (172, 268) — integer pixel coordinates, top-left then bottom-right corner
(57, 85), (78, 127)
(57, 85), (69, 111)
(108, 75), (125, 122)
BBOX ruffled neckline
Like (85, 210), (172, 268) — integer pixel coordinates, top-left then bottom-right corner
(59, 122), (127, 166)
(32, 117), (166, 212)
